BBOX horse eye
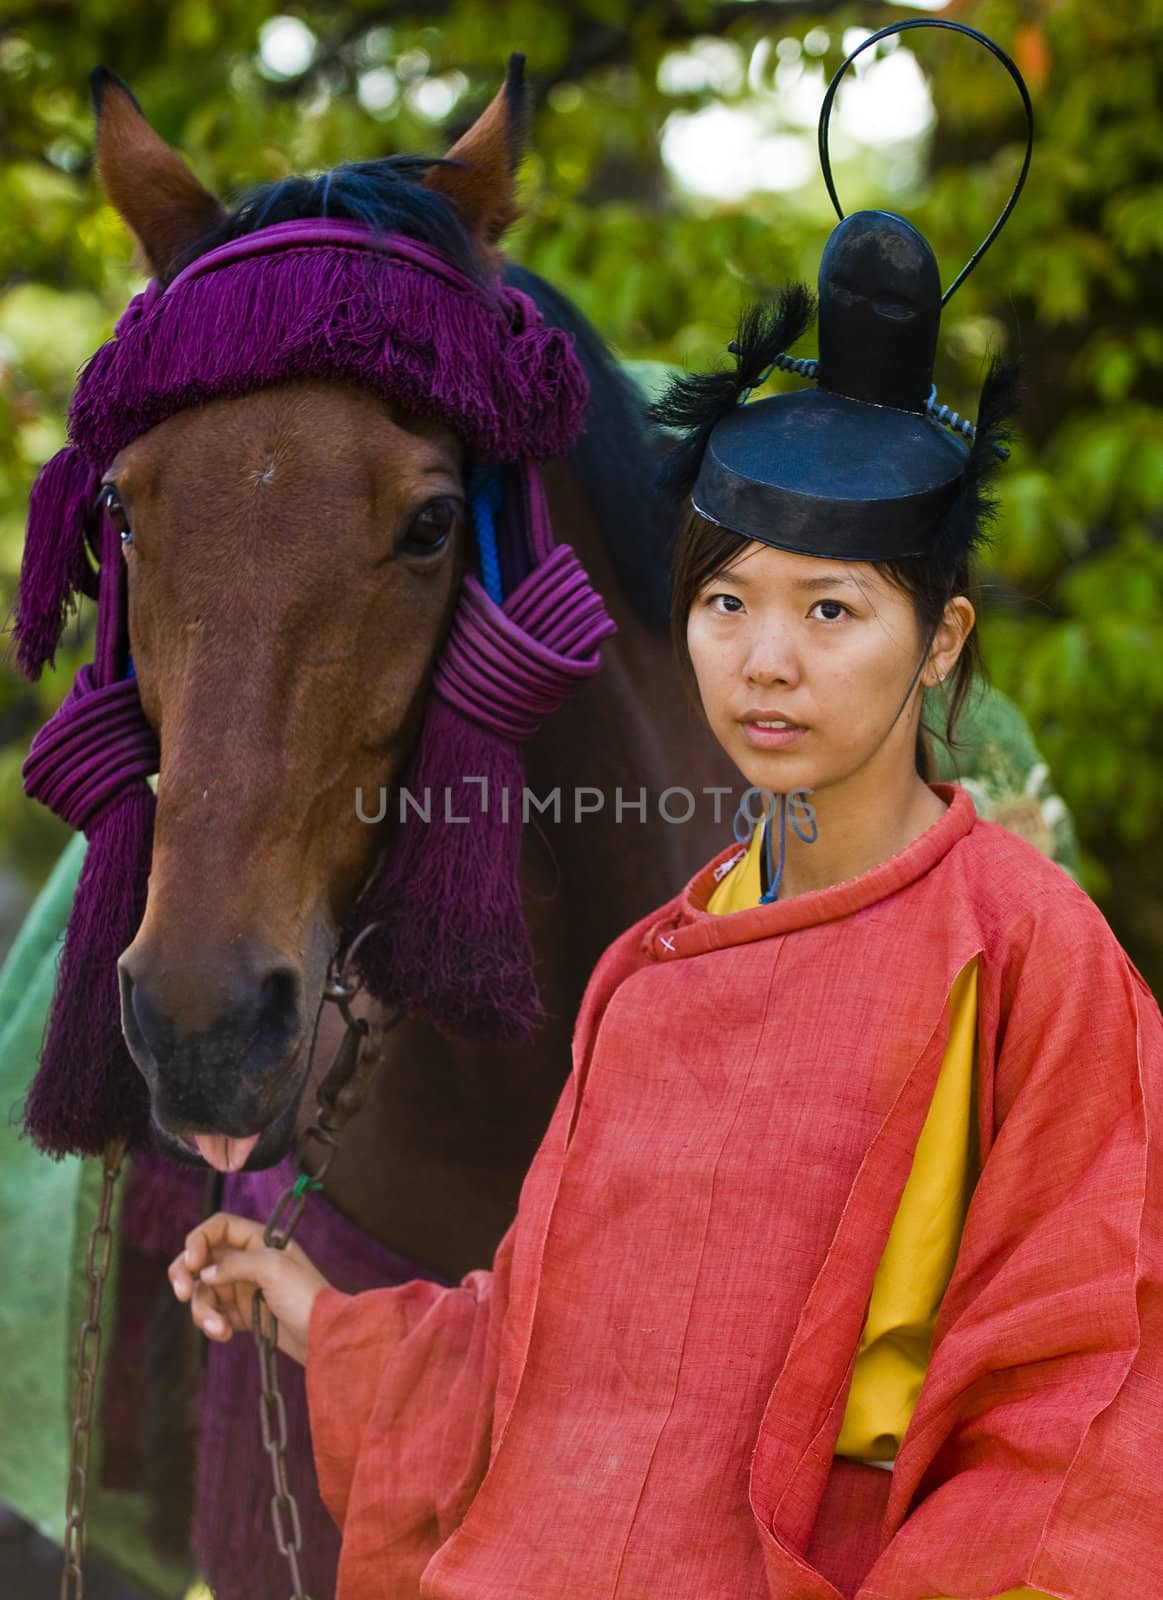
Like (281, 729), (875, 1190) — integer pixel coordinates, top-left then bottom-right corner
(398, 497), (459, 556)
(99, 485), (133, 547)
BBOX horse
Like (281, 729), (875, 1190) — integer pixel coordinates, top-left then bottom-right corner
(26, 62), (738, 1597)
(84, 60), (734, 1285)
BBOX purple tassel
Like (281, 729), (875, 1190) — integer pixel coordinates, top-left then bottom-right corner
(24, 786), (155, 1157)
(349, 698), (542, 1039)
(11, 446), (100, 679)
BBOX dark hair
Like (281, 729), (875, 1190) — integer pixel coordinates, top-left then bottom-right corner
(669, 509), (986, 780)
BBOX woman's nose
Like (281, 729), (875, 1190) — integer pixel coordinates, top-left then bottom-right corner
(743, 628), (801, 687)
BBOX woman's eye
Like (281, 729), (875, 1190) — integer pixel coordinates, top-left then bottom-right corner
(99, 485), (133, 547)
(810, 599), (850, 621)
(398, 498), (459, 556)
(707, 592), (744, 614)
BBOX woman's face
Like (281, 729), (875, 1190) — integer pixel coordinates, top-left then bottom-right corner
(685, 539), (971, 798)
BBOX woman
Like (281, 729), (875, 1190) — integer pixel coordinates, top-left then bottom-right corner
(170, 140), (1162, 1600)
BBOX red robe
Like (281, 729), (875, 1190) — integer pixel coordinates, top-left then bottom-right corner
(306, 784), (1163, 1599)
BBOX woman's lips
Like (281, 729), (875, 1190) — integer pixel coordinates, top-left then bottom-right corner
(740, 720), (807, 750)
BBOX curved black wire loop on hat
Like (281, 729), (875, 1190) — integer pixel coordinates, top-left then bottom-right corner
(817, 18), (1034, 306)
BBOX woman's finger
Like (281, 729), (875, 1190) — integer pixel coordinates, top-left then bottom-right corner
(168, 1251), (196, 1302)
(191, 1281), (236, 1341)
(183, 1211), (266, 1273)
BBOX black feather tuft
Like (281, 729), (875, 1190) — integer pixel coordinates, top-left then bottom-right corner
(650, 283), (816, 499)
(930, 355), (1022, 570)
(731, 286), (816, 392)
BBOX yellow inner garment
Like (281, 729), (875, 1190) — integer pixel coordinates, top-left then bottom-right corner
(707, 825), (1047, 1600)
(835, 955), (978, 1461)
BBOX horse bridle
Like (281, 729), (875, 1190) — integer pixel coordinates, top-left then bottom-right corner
(248, 917), (399, 1600)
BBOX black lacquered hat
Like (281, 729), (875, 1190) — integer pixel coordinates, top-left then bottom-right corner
(657, 19), (1034, 565)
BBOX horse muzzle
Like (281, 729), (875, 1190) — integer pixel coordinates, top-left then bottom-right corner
(117, 940), (309, 1140)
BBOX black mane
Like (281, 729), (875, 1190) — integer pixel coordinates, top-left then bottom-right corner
(168, 157), (672, 632)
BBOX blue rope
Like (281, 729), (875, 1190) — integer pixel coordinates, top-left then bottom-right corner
(770, 352), (819, 379)
(924, 383), (976, 442)
(925, 383), (1010, 461)
(757, 789), (819, 905)
(729, 346), (820, 406)
(469, 465), (505, 606)
(759, 796), (788, 905)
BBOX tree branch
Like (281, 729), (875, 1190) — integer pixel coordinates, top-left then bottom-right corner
(267, 0), (889, 109)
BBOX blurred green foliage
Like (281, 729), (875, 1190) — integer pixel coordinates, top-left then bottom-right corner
(1, 0), (1160, 980)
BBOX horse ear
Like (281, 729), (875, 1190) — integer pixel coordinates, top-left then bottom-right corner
(91, 66), (226, 276)
(424, 53), (527, 246)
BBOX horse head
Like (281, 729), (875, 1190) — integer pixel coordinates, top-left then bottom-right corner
(25, 61), (602, 1172)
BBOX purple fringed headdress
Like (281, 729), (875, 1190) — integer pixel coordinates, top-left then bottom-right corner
(12, 217), (612, 1157)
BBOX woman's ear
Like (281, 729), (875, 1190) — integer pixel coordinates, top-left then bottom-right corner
(922, 595), (976, 687)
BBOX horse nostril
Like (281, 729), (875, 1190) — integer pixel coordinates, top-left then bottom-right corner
(255, 967), (300, 1049)
(125, 971), (176, 1071)
(233, 964), (303, 1084)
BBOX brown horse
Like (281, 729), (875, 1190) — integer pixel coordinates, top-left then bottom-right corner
(93, 65), (734, 1286)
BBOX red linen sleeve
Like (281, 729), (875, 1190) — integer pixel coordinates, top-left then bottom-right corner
(862, 882), (1163, 1600)
(305, 1219), (517, 1590)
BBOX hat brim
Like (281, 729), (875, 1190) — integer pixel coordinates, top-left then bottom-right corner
(691, 389), (968, 561)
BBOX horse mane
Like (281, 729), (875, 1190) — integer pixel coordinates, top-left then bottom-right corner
(166, 157), (672, 633)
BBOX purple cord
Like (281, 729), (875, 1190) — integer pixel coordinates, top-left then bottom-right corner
(23, 517), (158, 833)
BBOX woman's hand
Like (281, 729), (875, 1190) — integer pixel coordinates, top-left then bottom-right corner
(168, 1211), (331, 1366)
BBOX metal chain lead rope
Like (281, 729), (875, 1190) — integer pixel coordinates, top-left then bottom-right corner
(60, 1137), (127, 1600)
(253, 924), (399, 1599)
